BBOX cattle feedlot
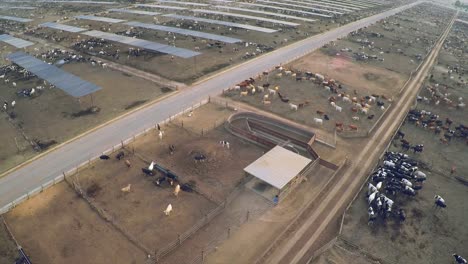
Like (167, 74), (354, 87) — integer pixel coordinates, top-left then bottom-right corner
(0, 1), (467, 264)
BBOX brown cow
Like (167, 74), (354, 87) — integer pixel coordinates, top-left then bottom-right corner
(335, 122), (343, 127)
(349, 125), (358, 131)
(316, 110), (325, 115)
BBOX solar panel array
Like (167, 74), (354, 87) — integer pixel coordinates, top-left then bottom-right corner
(136, 4), (188, 10)
(6, 52), (101, 97)
(210, 6), (317, 22)
(108, 8), (160, 16)
(0, 15), (33, 22)
(192, 9), (301, 26)
(228, 3), (333, 18)
(0, 34), (34, 48)
(163, 14), (277, 33)
(254, 0), (345, 15)
(82, 30), (200, 58)
(157, 0), (209, 7)
(75, 15), (125, 23)
(124, 21), (242, 43)
(40, 22), (87, 32)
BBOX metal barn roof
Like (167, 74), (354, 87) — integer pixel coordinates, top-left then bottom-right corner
(192, 9), (301, 26)
(40, 22), (87, 32)
(244, 146), (312, 190)
(124, 21), (242, 43)
(0, 15), (32, 22)
(0, 34), (34, 48)
(75, 15), (125, 23)
(163, 14), (277, 33)
(82, 30), (200, 58)
(6, 52), (102, 97)
(135, 4), (188, 10)
(108, 8), (161, 16)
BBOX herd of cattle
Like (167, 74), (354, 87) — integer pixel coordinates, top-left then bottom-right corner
(405, 109), (467, 144)
(367, 151), (428, 225)
(230, 66), (392, 131)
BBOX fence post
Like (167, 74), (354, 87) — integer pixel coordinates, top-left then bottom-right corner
(246, 211), (250, 222)
(227, 227), (231, 238)
(201, 250), (205, 262)
(181, 120), (184, 128)
(208, 96), (211, 103)
(178, 234), (181, 245)
(201, 129), (204, 136)
(121, 140), (124, 148)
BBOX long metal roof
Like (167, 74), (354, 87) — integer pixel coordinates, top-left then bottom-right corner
(238, 1), (343, 18)
(192, 9), (301, 26)
(211, 6), (317, 22)
(39, 0), (117, 4)
(0, 6), (37, 9)
(244, 146), (312, 190)
(163, 14), (277, 33)
(0, 15), (32, 22)
(274, 0), (356, 12)
(157, 0), (209, 7)
(40, 22), (87, 32)
(0, 34), (34, 48)
(75, 15), (125, 23)
(135, 4), (188, 10)
(296, 0), (360, 10)
(6, 52), (101, 97)
(124, 21), (242, 43)
(254, 0), (345, 15)
(108, 8), (160, 16)
(82, 30), (200, 58)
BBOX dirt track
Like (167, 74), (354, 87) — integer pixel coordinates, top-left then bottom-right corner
(262, 10), (458, 264)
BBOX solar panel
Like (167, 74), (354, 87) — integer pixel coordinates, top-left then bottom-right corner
(227, 3), (334, 18)
(210, 6), (318, 22)
(40, 22), (87, 32)
(135, 4), (188, 10)
(0, 34), (34, 48)
(254, 0), (345, 15)
(0, 15), (32, 22)
(276, 0), (356, 12)
(192, 9), (301, 26)
(124, 21), (242, 43)
(6, 52), (101, 97)
(108, 8), (161, 16)
(75, 15), (125, 23)
(163, 14), (277, 33)
(157, 0), (209, 7)
(82, 30), (200, 58)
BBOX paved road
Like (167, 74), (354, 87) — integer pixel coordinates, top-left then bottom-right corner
(0, 1), (420, 209)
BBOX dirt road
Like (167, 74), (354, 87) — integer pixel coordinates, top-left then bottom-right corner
(262, 10), (458, 264)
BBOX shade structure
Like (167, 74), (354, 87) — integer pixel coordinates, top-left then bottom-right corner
(75, 15), (125, 23)
(40, 22), (87, 32)
(6, 52), (102, 97)
(0, 15), (32, 22)
(0, 34), (34, 48)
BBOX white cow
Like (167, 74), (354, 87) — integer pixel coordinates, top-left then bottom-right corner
(164, 204), (173, 216)
(313, 118), (323, 125)
(174, 184), (180, 197)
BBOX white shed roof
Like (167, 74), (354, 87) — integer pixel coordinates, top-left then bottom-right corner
(244, 146), (312, 190)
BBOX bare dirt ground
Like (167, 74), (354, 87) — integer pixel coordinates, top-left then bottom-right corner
(0, 116), (34, 175)
(5, 183), (147, 264)
(74, 153), (218, 252)
(0, 60), (167, 173)
(206, 164), (336, 264)
(321, 3), (454, 75)
(125, 104), (265, 202)
(292, 52), (406, 96)
(0, 219), (17, 264)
